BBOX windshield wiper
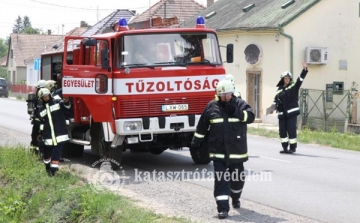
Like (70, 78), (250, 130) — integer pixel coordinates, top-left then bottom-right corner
(154, 62), (187, 67)
(122, 63), (155, 69)
(185, 61), (217, 67)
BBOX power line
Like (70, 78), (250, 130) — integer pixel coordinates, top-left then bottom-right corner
(28, 0), (149, 11)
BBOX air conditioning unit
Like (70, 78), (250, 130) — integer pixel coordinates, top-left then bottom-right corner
(305, 47), (328, 64)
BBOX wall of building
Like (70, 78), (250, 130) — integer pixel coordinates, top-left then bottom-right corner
(217, 0), (360, 123)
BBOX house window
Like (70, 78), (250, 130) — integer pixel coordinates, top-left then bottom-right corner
(244, 44), (262, 65)
(333, 81), (344, 95)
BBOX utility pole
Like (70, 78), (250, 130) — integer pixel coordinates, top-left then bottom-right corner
(149, 0), (152, 27)
(62, 24), (64, 36)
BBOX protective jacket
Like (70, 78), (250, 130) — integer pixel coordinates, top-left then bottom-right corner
(38, 97), (71, 146)
(193, 96), (255, 165)
(274, 69), (308, 119)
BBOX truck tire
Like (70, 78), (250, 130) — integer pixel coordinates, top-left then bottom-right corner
(62, 143), (84, 158)
(190, 141), (210, 165)
(90, 122), (104, 156)
(61, 142), (72, 158)
(90, 122), (123, 168)
(71, 144), (84, 157)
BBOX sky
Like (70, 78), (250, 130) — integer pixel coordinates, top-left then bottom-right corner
(0, 0), (211, 40)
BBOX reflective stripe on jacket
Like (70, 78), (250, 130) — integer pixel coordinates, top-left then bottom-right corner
(194, 96), (255, 165)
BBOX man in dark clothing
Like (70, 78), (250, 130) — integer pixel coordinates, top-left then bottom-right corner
(29, 80), (47, 156)
(191, 79), (255, 219)
(272, 62), (308, 154)
(38, 88), (71, 176)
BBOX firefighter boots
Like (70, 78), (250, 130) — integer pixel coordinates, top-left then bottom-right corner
(218, 211), (228, 219)
(232, 200), (241, 209)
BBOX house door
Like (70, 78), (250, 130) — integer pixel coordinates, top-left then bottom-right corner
(247, 71), (261, 119)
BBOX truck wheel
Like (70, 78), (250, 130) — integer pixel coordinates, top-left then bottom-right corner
(71, 144), (84, 157)
(190, 142), (210, 165)
(90, 122), (104, 156)
(61, 142), (72, 158)
(90, 122), (122, 167)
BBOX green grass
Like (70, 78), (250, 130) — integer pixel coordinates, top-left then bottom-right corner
(0, 145), (193, 223)
(248, 126), (360, 152)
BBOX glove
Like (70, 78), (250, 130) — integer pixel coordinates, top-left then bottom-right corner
(225, 103), (236, 115)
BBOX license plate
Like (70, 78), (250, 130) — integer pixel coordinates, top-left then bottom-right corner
(162, 104), (188, 112)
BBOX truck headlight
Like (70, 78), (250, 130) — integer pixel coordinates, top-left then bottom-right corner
(124, 121), (142, 132)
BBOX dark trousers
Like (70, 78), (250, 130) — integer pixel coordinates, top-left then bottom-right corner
(279, 115), (297, 151)
(213, 160), (245, 212)
(43, 143), (64, 161)
(31, 122), (40, 147)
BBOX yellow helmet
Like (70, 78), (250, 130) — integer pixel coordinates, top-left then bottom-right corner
(44, 80), (56, 91)
(37, 88), (51, 98)
(216, 79), (233, 96)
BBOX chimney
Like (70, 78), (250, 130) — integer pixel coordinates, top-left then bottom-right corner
(47, 29), (51, 35)
(80, 21), (86, 27)
(207, 0), (214, 7)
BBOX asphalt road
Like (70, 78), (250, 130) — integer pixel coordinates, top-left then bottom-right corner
(1, 97), (360, 223)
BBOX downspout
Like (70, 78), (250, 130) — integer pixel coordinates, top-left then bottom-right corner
(278, 23), (293, 75)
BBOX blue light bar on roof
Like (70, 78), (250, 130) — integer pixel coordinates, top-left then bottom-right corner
(119, 18), (127, 27)
(195, 16), (205, 28)
(118, 18), (129, 31)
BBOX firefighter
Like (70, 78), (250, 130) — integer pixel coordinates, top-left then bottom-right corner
(44, 80), (57, 94)
(37, 88), (71, 176)
(225, 74), (242, 99)
(29, 79), (47, 156)
(191, 79), (255, 219)
(273, 62), (308, 154)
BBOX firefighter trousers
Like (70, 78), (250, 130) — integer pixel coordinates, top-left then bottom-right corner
(31, 121), (40, 147)
(213, 160), (245, 212)
(279, 115), (297, 151)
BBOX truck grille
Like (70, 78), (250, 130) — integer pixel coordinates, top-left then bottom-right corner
(117, 95), (214, 118)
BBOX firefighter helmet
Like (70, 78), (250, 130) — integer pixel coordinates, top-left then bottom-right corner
(44, 80), (56, 92)
(280, 71), (292, 80)
(225, 74), (235, 86)
(37, 80), (47, 89)
(216, 79), (233, 96)
(38, 88), (51, 98)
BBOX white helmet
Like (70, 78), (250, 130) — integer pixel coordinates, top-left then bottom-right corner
(44, 80), (56, 92)
(37, 88), (51, 98)
(216, 79), (233, 96)
(225, 74), (235, 86)
(280, 71), (292, 80)
(37, 80), (47, 89)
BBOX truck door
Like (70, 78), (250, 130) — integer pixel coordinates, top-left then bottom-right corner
(63, 37), (113, 123)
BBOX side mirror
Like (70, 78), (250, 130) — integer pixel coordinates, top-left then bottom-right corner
(101, 49), (109, 70)
(226, 44), (234, 63)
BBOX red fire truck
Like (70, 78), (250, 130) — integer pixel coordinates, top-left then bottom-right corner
(40, 17), (233, 165)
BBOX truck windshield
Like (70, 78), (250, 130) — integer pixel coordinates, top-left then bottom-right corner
(116, 32), (221, 68)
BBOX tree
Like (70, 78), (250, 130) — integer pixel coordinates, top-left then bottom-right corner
(23, 27), (41, 35)
(0, 67), (7, 79)
(80, 21), (91, 28)
(13, 15), (23, 34)
(0, 38), (8, 58)
(12, 15), (41, 35)
(23, 16), (31, 29)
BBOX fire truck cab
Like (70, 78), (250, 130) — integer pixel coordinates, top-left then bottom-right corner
(40, 17), (233, 165)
